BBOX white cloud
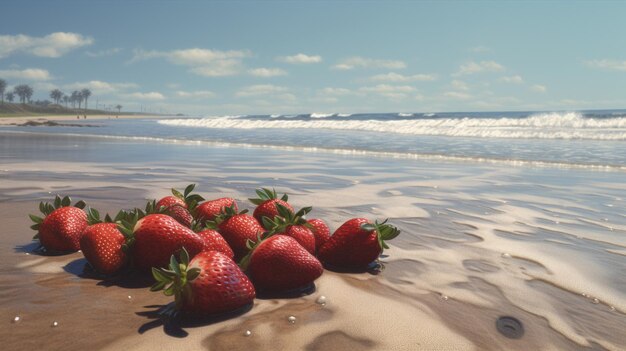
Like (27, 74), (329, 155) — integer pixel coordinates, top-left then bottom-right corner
(189, 60), (242, 77)
(86, 48), (122, 57)
(450, 80), (469, 91)
(530, 84), (547, 93)
(0, 68), (51, 80)
(443, 91), (472, 100)
(277, 53), (322, 64)
(64, 80), (138, 95)
(585, 59), (626, 72)
(248, 67), (287, 77)
(333, 57), (406, 70)
(455, 60), (505, 75)
(130, 48), (249, 76)
(500, 75), (524, 84)
(128, 92), (165, 100)
(319, 87), (353, 96)
(176, 90), (215, 99)
(359, 84), (415, 99)
(370, 72), (437, 82)
(0, 32), (93, 58)
(236, 84), (288, 97)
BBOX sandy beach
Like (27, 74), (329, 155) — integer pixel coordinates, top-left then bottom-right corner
(1, 131), (625, 350)
(0, 114), (166, 126)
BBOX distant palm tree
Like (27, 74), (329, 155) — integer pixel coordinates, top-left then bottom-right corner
(6, 92), (15, 102)
(14, 84), (34, 104)
(62, 95), (69, 107)
(71, 90), (82, 109)
(0, 79), (6, 104)
(116, 104), (122, 113)
(81, 88), (91, 110)
(50, 89), (63, 105)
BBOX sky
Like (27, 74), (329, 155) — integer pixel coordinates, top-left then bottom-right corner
(1, 0), (626, 116)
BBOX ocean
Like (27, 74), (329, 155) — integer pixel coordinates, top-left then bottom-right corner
(4, 109), (626, 170)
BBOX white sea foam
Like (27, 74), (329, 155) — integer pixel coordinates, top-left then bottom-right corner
(310, 112), (335, 118)
(159, 111), (626, 140)
(337, 113), (352, 117)
(398, 113), (413, 117)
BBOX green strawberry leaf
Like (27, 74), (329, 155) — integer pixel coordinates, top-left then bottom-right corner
(171, 188), (184, 199)
(170, 255), (181, 276)
(187, 268), (201, 281)
(179, 247), (190, 266)
(29, 214), (43, 224)
(150, 280), (168, 292)
(54, 195), (61, 209)
(184, 184), (196, 197)
(74, 200), (87, 209)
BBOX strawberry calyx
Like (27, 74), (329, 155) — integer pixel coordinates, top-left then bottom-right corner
(143, 199), (186, 215)
(248, 188), (288, 206)
(204, 204), (249, 229)
(150, 247), (201, 315)
(170, 184), (205, 212)
(116, 209), (144, 254)
(361, 219), (401, 252)
(238, 232), (267, 271)
(262, 203), (312, 235)
(29, 195), (87, 238)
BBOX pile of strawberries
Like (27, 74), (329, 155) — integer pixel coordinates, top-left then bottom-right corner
(29, 185), (400, 318)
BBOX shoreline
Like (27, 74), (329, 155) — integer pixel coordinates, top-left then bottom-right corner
(1, 132), (625, 350)
(0, 114), (169, 126)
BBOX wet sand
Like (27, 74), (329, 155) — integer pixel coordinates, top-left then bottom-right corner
(0, 114), (166, 126)
(1, 132), (625, 350)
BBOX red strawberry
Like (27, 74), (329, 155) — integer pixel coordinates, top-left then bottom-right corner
(125, 213), (205, 270)
(249, 188), (293, 226)
(154, 184), (205, 227)
(307, 218), (330, 253)
(263, 204), (315, 255)
(151, 249), (255, 316)
(242, 235), (323, 293)
(80, 209), (134, 275)
(195, 197), (237, 224)
(81, 222), (126, 275)
(29, 195), (88, 252)
(196, 229), (234, 259)
(208, 206), (264, 261)
(318, 218), (400, 269)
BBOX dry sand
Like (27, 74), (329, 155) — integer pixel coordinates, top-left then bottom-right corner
(0, 114), (166, 126)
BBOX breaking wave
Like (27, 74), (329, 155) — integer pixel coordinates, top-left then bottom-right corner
(160, 112), (626, 140)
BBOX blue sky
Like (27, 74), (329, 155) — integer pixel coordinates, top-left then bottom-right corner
(1, 1), (625, 115)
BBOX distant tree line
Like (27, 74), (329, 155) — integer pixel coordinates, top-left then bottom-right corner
(0, 78), (122, 113)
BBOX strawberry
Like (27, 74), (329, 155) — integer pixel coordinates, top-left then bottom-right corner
(249, 188), (293, 226)
(263, 204), (316, 255)
(195, 197), (237, 225)
(241, 235), (323, 293)
(196, 229), (234, 259)
(121, 213), (205, 270)
(80, 209), (134, 275)
(154, 184), (205, 227)
(318, 218), (400, 269)
(29, 195), (88, 252)
(207, 205), (264, 261)
(151, 248), (255, 316)
(307, 218), (330, 253)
